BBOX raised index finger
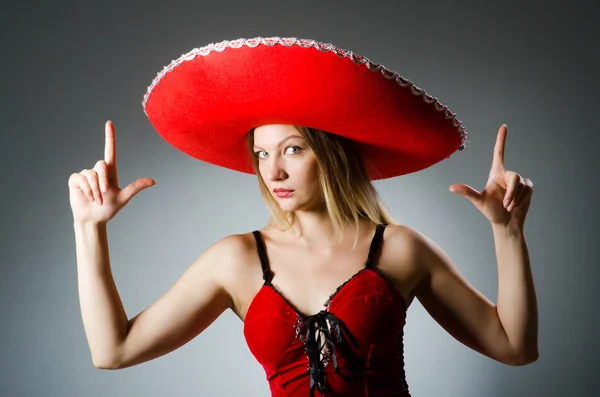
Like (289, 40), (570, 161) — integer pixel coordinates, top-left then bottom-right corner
(104, 120), (116, 168)
(492, 124), (507, 171)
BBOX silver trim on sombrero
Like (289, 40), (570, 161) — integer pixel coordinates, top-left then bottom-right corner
(142, 37), (468, 151)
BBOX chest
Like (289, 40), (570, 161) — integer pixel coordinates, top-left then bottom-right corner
(243, 269), (408, 365)
(232, 233), (421, 322)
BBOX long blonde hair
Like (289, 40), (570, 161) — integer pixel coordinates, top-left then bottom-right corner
(245, 125), (398, 248)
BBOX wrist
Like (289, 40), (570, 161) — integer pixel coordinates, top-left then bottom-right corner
(74, 221), (107, 233)
(491, 222), (523, 237)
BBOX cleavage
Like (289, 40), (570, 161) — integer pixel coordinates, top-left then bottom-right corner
(268, 260), (367, 318)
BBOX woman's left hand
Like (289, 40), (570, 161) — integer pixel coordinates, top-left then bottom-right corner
(448, 124), (534, 229)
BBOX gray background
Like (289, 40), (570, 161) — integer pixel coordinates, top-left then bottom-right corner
(1, 0), (597, 396)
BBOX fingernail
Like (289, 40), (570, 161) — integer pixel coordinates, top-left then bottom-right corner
(101, 184), (107, 192)
(504, 200), (509, 207)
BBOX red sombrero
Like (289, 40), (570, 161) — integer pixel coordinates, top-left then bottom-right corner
(142, 37), (467, 180)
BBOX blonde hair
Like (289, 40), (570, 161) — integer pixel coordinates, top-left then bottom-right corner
(245, 125), (398, 248)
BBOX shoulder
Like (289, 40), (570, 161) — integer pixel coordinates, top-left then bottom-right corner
(381, 223), (422, 259)
(207, 232), (258, 273)
(203, 231), (261, 291)
(376, 224), (431, 304)
(203, 231), (265, 318)
(384, 223), (466, 294)
(211, 232), (257, 256)
(382, 223), (439, 266)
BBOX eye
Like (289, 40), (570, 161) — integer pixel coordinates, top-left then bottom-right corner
(254, 146), (302, 159)
(255, 150), (267, 159)
(285, 146), (303, 154)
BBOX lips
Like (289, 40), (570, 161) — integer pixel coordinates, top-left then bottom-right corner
(273, 188), (294, 198)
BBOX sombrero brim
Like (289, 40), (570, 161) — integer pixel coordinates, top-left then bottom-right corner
(143, 37), (467, 180)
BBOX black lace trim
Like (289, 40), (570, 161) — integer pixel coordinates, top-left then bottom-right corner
(397, 328), (411, 394)
(266, 266), (407, 319)
(266, 283), (306, 318)
(369, 267), (408, 311)
(257, 223), (390, 317)
(323, 267), (369, 309)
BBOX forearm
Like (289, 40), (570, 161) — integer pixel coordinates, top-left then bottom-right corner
(492, 223), (538, 363)
(74, 221), (128, 368)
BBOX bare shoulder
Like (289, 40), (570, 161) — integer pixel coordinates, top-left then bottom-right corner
(207, 232), (259, 287)
(383, 223), (439, 264)
(378, 224), (429, 308)
(383, 223), (420, 249)
(382, 223), (454, 276)
(382, 223), (470, 309)
(208, 231), (264, 319)
(380, 223), (426, 263)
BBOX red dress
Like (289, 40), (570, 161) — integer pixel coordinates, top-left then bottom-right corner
(244, 224), (411, 396)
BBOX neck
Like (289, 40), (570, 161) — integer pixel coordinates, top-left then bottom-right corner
(281, 210), (368, 249)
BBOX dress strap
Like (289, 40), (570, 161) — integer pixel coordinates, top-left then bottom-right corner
(252, 230), (273, 285)
(365, 223), (387, 269)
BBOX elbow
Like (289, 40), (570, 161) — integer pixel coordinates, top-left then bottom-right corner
(507, 348), (539, 366)
(92, 353), (121, 370)
(94, 362), (116, 370)
(93, 359), (118, 370)
(93, 361), (114, 370)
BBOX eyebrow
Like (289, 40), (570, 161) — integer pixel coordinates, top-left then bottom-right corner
(253, 135), (305, 150)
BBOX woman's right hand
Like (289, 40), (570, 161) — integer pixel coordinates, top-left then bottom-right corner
(68, 121), (155, 224)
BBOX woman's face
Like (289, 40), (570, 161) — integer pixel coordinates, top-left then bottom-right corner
(253, 124), (323, 212)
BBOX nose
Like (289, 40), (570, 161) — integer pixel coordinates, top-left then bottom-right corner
(265, 154), (288, 181)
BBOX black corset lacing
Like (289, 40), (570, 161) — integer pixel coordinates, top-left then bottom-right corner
(300, 310), (363, 397)
(251, 224), (389, 396)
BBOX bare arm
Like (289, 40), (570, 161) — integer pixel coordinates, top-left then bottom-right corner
(75, 221), (127, 368)
(113, 234), (241, 369)
(75, 220), (244, 369)
(408, 225), (538, 366)
(492, 223), (538, 364)
(71, 121), (242, 369)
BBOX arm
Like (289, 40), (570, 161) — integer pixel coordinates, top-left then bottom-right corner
(75, 221), (128, 368)
(409, 124), (538, 365)
(406, 225), (538, 366)
(75, 221), (242, 369)
(492, 224), (538, 364)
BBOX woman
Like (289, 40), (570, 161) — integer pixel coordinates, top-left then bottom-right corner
(70, 38), (538, 396)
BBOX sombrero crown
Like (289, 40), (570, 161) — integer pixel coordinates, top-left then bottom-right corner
(143, 37), (467, 180)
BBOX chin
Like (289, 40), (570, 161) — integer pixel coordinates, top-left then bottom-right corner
(278, 203), (298, 212)
(276, 198), (302, 211)
(273, 193), (320, 212)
